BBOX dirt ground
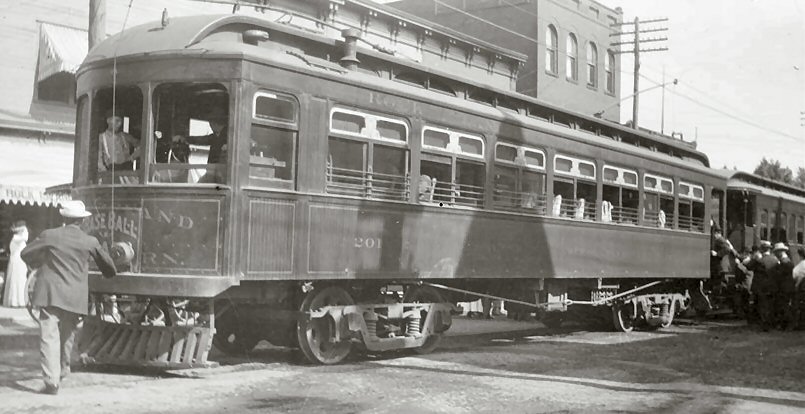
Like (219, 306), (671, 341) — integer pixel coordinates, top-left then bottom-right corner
(1, 316), (804, 414)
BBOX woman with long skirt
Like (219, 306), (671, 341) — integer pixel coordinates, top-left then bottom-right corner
(3, 221), (29, 307)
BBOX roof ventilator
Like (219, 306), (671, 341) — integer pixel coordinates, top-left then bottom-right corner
(339, 28), (361, 70)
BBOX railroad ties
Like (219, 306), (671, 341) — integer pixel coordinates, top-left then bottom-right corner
(77, 318), (216, 369)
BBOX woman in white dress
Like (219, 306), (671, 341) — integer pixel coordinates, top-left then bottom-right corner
(3, 221), (29, 307)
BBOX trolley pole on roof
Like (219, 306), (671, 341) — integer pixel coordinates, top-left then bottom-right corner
(89, 0), (106, 50)
(610, 17), (669, 130)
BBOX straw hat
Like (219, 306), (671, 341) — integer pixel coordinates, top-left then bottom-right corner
(59, 200), (92, 218)
(772, 242), (789, 253)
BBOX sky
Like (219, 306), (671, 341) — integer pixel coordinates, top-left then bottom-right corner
(596, 0), (805, 173)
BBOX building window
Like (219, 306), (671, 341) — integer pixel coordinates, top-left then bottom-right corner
(605, 50), (615, 94)
(566, 34), (578, 81)
(546, 25), (558, 75)
(586, 42), (598, 88)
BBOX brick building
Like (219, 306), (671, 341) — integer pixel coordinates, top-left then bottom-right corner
(388, 0), (624, 122)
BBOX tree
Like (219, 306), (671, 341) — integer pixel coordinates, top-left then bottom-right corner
(794, 167), (805, 189)
(753, 157), (793, 184)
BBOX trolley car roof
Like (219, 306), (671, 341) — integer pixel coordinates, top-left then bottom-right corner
(716, 170), (805, 204)
(83, 14), (714, 173)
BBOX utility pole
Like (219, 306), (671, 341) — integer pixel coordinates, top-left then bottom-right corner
(610, 17), (669, 130)
(89, 0), (106, 50)
(661, 67), (666, 134)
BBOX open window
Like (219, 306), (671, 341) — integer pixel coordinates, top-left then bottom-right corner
(150, 83), (229, 185)
(90, 86), (143, 185)
(420, 126), (485, 207)
(552, 154), (596, 220)
(678, 180), (705, 232)
(249, 91), (298, 188)
(643, 173), (674, 228)
(602, 165), (639, 224)
(492, 142), (547, 214)
(760, 210), (768, 240)
(326, 108), (409, 201)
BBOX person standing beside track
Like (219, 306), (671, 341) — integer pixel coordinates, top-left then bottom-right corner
(744, 241), (778, 331)
(792, 247), (805, 330)
(772, 243), (795, 330)
(20, 201), (117, 395)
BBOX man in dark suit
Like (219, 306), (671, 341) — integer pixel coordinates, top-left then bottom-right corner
(21, 200), (116, 395)
(745, 241), (779, 331)
(172, 106), (228, 183)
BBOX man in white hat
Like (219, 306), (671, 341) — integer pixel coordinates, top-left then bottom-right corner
(20, 200), (117, 395)
(744, 240), (778, 331)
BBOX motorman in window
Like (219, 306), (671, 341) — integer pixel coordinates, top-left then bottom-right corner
(171, 106), (228, 183)
(98, 110), (140, 171)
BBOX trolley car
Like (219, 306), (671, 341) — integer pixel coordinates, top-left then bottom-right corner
(73, 8), (729, 368)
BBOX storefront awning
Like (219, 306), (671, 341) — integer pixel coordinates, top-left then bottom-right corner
(38, 22), (88, 81)
(0, 185), (70, 207)
(0, 133), (74, 206)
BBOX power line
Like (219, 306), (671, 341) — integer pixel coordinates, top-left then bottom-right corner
(636, 72), (802, 142)
(431, 0), (540, 45)
(667, 88), (802, 143)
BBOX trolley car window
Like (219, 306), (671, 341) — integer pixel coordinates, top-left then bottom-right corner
(495, 143), (518, 163)
(760, 210), (768, 240)
(770, 212), (778, 241)
(524, 149), (545, 169)
(797, 216), (803, 244)
(254, 93), (296, 123)
(330, 108), (408, 143)
(331, 111), (364, 134)
(150, 83), (229, 185)
(420, 126), (486, 207)
(677, 181), (705, 232)
(326, 108), (409, 201)
(788, 214), (796, 243)
(602, 165), (640, 225)
(552, 154), (597, 220)
(424, 129), (450, 149)
(492, 143), (547, 213)
(779, 212), (788, 242)
(249, 91), (298, 187)
(90, 86), (143, 185)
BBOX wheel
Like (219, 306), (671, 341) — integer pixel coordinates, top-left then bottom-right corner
(611, 303), (635, 333)
(213, 308), (260, 355)
(296, 286), (355, 364)
(540, 311), (565, 329)
(403, 285), (447, 354)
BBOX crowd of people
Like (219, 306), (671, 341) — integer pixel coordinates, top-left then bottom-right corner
(711, 227), (805, 331)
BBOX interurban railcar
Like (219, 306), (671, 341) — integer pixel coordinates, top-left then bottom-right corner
(721, 171), (805, 259)
(73, 13), (726, 367)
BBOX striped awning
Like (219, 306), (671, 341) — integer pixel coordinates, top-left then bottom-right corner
(0, 185), (71, 207)
(38, 22), (88, 81)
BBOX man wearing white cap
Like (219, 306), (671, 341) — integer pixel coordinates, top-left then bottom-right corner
(20, 200), (117, 395)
